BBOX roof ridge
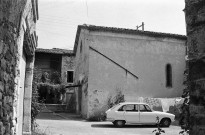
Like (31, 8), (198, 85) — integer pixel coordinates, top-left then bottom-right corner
(36, 48), (74, 55)
(79, 24), (186, 38)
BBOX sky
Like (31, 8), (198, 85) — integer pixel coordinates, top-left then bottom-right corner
(37, 0), (186, 50)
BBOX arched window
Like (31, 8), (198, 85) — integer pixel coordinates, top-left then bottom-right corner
(166, 64), (172, 87)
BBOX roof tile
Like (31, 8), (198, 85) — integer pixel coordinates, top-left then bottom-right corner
(36, 48), (74, 55)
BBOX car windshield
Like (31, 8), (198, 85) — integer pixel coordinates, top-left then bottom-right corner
(110, 104), (120, 110)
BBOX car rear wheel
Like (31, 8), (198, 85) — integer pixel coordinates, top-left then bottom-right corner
(160, 118), (171, 127)
(113, 120), (125, 127)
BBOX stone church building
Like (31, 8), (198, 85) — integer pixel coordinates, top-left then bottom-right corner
(0, 0), (38, 134)
(73, 25), (187, 119)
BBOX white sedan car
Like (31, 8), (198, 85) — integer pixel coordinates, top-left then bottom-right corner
(106, 102), (175, 127)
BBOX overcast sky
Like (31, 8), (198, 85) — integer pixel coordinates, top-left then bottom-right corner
(37, 0), (186, 50)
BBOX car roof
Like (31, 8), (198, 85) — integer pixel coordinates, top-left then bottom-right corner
(119, 102), (149, 106)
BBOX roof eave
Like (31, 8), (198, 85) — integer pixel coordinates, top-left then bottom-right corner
(73, 25), (84, 55)
(73, 25), (187, 55)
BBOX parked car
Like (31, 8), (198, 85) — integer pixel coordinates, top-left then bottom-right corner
(105, 102), (175, 127)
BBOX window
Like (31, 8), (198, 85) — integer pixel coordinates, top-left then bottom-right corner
(110, 104), (120, 110)
(125, 104), (135, 111)
(50, 56), (60, 70)
(80, 41), (82, 53)
(118, 104), (136, 112)
(139, 105), (152, 112)
(118, 105), (126, 111)
(144, 105), (152, 112)
(166, 64), (172, 87)
(67, 71), (74, 83)
(139, 105), (146, 112)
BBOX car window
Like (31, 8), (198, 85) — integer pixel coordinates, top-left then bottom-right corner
(145, 105), (152, 112)
(139, 105), (146, 112)
(110, 104), (120, 110)
(118, 104), (135, 112)
(118, 105), (126, 111)
(125, 104), (135, 111)
(139, 105), (152, 112)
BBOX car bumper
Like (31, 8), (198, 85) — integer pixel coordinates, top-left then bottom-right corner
(106, 118), (115, 122)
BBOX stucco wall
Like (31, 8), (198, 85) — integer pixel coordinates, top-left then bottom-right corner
(87, 31), (186, 118)
(74, 29), (90, 118)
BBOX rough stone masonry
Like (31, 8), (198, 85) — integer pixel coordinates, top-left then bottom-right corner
(0, 0), (38, 135)
(185, 0), (205, 135)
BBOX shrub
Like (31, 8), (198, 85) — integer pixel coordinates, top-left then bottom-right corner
(152, 116), (165, 135)
(107, 88), (125, 109)
(167, 105), (181, 121)
(37, 83), (66, 104)
(31, 77), (44, 131)
(50, 71), (61, 84)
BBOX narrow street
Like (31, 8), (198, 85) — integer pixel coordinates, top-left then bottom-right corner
(36, 113), (181, 135)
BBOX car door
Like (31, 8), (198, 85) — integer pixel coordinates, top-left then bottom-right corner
(124, 104), (140, 123)
(139, 104), (156, 124)
(115, 105), (126, 120)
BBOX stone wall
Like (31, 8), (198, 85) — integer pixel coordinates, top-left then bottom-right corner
(0, 0), (38, 134)
(0, 18), (19, 135)
(184, 0), (205, 134)
(61, 55), (75, 84)
(0, 1), (26, 134)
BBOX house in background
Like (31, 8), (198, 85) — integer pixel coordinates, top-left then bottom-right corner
(34, 48), (75, 105)
(73, 25), (187, 119)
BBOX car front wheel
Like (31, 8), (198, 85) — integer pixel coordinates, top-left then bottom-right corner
(160, 118), (171, 127)
(113, 120), (125, 127)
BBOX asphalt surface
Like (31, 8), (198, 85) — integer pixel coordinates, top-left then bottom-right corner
(36, 113), (181, 135)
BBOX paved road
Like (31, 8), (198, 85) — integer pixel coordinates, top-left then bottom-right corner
(36, 113), (181, 135)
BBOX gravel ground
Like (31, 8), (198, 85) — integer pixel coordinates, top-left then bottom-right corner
(36, 112), (182, 135)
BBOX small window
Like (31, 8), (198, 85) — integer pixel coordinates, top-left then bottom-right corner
(166, 64), (172, 87)
(80, 41), (82, 53)
(67, 71), (74, 83)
